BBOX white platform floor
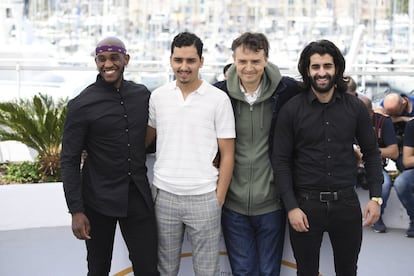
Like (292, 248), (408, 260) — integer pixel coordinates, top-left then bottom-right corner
(0, 224), (413, 276)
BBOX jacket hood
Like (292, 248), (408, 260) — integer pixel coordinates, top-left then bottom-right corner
(226, 62), (282, 102)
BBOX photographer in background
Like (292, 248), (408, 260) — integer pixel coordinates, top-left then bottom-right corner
(359, 95), (399, 233)
(377, 92), (414, 171)
(344, 76), (368, 188)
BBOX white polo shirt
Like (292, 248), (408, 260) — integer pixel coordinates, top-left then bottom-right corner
(148, 80), (235, 195)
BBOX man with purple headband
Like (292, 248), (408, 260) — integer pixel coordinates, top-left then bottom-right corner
(61, 37), (159, 275)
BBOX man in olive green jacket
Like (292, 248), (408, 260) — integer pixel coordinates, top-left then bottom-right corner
(214, 32), (300, 275)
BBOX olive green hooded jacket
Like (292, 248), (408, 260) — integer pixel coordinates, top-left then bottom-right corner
(214, 63), (300, 215)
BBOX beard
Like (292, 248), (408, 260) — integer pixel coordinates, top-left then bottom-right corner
(310, 75), (335, 94)
(175, 70), (192, 84)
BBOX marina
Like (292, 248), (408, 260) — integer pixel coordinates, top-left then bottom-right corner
(2, 1), (414, 95)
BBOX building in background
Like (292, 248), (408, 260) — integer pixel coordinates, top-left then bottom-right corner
(1, 0), (413, 64)
(1, 0), (414, 97)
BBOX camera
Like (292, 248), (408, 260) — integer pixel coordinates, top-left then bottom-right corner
(357, 165), (368, 190)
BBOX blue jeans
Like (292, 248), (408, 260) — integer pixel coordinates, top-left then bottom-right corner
(381, 169), (393, 214)
(393, 169), (414, 220)
(221, 208), (286, 276)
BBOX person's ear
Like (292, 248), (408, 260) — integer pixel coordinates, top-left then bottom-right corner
(124, 54), (130, 65)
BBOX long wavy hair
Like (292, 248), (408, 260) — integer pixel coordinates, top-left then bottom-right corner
(297, 40), (347, 93)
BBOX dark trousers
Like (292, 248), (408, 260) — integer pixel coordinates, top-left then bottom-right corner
(290, 190), (362, 276)
(85, 184), (158, 276)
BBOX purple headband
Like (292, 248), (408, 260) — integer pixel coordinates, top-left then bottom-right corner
(95, 45), (127, 55)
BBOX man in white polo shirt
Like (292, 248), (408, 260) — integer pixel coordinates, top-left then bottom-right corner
(146, 32), (236, 275)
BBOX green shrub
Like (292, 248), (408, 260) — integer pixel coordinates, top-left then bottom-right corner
(0, 93), (68, 182)
(1, 161), (42, 184)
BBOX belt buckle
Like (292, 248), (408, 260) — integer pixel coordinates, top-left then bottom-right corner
(319, 192), (338, 202)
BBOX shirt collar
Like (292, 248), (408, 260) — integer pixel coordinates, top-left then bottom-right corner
(173, 80), (205, 95)
(239, 81), (262, 95)
(307, 88), (342, 104)
(239, 81), (262, 105)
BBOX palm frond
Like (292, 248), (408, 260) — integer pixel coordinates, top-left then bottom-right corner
(0, 93), (68, 181)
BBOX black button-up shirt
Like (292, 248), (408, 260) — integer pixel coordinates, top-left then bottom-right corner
(272, 90), (383, 211)
(61, 75), (152, 217)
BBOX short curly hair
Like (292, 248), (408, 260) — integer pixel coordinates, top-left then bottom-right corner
(171, 32), (203, 59)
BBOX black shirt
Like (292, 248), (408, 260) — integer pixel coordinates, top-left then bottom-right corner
(272, 90), (383, 211)
(61, 75), (153, 217)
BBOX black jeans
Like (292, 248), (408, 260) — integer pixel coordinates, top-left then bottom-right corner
(85, 183), (158, 276)
(290, 189), (362, 276)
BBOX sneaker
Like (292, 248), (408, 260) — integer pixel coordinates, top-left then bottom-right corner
(372, 217), (387, 233)
(406, 221), (414, 238)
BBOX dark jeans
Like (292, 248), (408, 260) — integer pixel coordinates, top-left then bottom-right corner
(221, 207), (286, 276)
(290, 190), (362, 276)
(85, 183), (158, 276)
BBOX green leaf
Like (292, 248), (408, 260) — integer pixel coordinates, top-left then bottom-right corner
(0, 93), (68, 182)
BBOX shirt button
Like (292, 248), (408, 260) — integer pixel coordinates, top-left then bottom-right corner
(327, 172), (332, 176)
(327, 138), (331, 142)
(327, 155), (331, 159)
(124, 114), (128, 118)
(128, 158), (131, 162)
(128, 172), (131, 176)
(325, 121), (329, 125)
(127, 144), (130, 147)
(120, 101), (124, 105)
(125, 128), (129, 132)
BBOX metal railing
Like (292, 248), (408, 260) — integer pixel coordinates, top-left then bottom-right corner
(1, 61), (414, 104)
